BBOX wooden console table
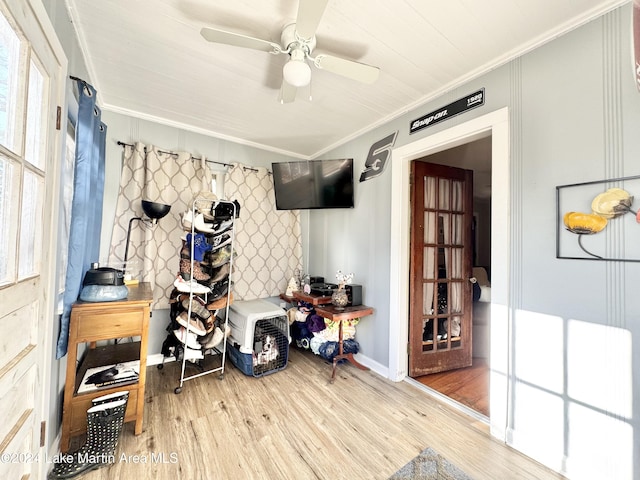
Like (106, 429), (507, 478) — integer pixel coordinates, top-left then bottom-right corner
(281, 291), (374, 382)
(314, 304), (374, 383)
(60, 282), (153, 452)
(280, 291), (332, 306)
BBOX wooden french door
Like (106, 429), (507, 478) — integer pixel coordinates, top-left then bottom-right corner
(408, 161), (473, 376)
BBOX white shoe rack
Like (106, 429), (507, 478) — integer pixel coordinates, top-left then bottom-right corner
(166, 197), (237, 394)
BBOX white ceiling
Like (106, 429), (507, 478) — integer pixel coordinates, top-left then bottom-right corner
(65, 0), (626, 159)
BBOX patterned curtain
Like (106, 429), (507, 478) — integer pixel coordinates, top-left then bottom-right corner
(224, 163), (303, 300)
(108, 143), (212, 309)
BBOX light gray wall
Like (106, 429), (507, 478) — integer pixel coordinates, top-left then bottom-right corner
(41, 0), (90, 81)
(309, 4), (640, 478)
(473, 198), (491, 269)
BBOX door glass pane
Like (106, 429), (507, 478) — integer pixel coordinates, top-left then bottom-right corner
(424, 211), (436, 243)
(450, 315), (462, 339)
(423, 176), (436, 208)
(423, 245), (436, 280)
(451, 281), (462, 313)
(436, 282), (448, 315)
(452, 180), (463, 210)
(439, 213), (450, 244)
(0, 154), (16, 282)
(438, 178), (450, 209)
(25, 59), (47, 170)
(18, 169), (42, 278)
(451, 247), (463, 279)
(452, 213), (463, 244)
(0, 11), (20, 151)
(422, 282), (434, 315)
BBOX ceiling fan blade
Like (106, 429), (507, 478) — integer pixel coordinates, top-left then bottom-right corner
(280, 79), (297, 104)
(295, 0), (329, 40)
(313, 54), (380, 84)
(200, 27), (282, 54)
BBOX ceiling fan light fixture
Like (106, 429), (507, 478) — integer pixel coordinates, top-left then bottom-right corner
(283, 58), (311, 87)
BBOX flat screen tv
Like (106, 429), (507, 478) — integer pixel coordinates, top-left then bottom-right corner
(271, 158), (354, 210)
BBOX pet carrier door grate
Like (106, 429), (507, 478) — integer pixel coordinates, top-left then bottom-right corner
(251, 317), (289, 375)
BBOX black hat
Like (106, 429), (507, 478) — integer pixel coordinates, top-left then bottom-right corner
(213, 199), (241, 220)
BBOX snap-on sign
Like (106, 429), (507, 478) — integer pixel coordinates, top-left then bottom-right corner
(409, 89), (485, 135)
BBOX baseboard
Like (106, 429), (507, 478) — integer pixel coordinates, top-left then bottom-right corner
(353, 352), (388, 378)
(404, 376), (489, 424)
(148, 350), (388, 375)
(146, 353), (173, 366)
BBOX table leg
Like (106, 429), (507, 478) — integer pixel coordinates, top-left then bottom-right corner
(330, 320), (344, 383)
(329, 318), (369, 382)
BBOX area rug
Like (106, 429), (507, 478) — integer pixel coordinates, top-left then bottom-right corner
(389, 447), (474, 479)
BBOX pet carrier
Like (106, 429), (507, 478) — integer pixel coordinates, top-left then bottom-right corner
(226, 299), (289, 377)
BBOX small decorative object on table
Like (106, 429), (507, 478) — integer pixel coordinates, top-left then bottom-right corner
(331, 270), (353, 310)
(285, 276), (299, 296)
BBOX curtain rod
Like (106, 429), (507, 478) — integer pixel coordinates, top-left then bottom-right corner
(116, 140), (269, 174)
(69, 75), (87, 84)
(116, 141), (231, 167)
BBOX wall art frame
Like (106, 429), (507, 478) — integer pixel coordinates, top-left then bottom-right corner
(556, 174), (640, 262)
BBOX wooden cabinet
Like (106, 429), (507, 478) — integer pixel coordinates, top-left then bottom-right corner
(60, 282), (153, 452)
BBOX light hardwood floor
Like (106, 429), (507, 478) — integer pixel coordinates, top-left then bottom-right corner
(414, 358), (490, 417)
(64, 348), (564, 480)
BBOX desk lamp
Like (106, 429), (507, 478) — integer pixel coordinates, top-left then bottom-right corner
(123, 200), (171, 270)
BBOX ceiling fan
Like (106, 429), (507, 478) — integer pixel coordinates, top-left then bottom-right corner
(199, 0), (380, 103)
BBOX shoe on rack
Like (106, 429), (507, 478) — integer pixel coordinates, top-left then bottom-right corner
(207, 245), (233, 268)
(209, 232), (232, 250)
(200, 327), (224, 349)
(180, 258), (210, 281)
(213, 199), (241, 219)
(200, 323), (231, 349)
(174, 274), (210, 295)
(206, 291), (233, 311)
(181, 210), (194, 231)
(194, 193), (218, 219)
(176, 311), (207, 336)
(208, 278), (230, 302)
(211, 218), (233, 235)
(194, 213), (215, 233)
(210, 262), (230, 283)
(203, 314), (214, 334)
(181, 296), (211, 320)
(173, 326), (202, 350)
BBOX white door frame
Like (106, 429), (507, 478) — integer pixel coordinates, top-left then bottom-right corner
(387, 106), (510, 438)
